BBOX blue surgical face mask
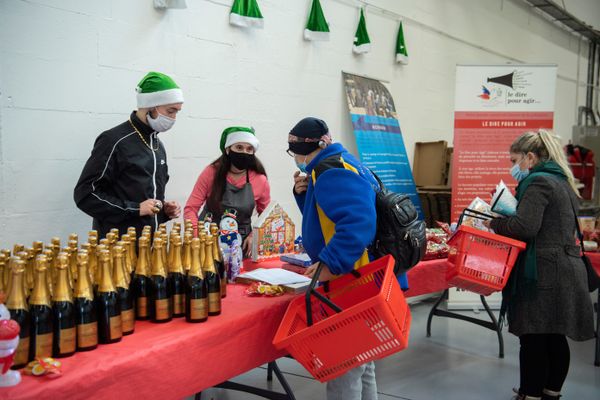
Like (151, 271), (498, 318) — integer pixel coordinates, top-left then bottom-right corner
(510, 158), (530, 182)
(295, 155), (308, 173)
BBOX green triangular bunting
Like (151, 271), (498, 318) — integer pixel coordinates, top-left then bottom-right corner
(230, 0), (264, 29)
(304, 0), (330, 41)
(396, 22), (408, 64)
(353, 8), (371, 54)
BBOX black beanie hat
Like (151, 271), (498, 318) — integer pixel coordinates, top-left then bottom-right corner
(288, 117), (329, 155)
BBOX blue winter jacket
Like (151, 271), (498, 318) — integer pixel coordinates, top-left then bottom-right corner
(294, 143), (378, 275)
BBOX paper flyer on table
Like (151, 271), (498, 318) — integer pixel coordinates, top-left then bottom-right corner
(237, 268), (311, 285)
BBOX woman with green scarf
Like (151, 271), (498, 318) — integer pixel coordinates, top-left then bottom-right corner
(488, 130), (594, 400)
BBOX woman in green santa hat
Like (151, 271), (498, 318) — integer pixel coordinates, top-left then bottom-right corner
(184, 127), (270, 256)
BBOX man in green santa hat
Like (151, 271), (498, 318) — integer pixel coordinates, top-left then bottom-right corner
(74, 71), (184, 237)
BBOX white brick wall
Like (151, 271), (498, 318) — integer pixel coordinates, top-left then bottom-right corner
(0, 0), (599, 248)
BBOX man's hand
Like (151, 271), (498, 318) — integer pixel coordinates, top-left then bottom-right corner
(293, 171), (308, 195)
(164, 200), (181, 219)
(242, 232), (253, 258)
(304, 262), (336, 281)
(140, 199), (162, 216)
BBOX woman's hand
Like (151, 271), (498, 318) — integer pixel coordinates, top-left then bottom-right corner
(304, 262), (336, 281)
(242, 232), (253, 257)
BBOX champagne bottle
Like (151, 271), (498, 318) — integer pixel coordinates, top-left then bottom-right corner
(203, 235), (221, 316)
(67, 240), (79, 283)
(127, 227), (137, 275)
(16, 251), (30, 299)
(87, 233), (99, 285)
(50, 238), (61, 289)
(32, 241), (44, 257)
(0, 253), (7, 301)
(13, 244), (24, 256)
(74, 251), (98, 351)
(132, 237), (150, 320)
(113, 245), (135, 335)
(160, 232), (168, 268)
(210, 224), (227, 298)
(167, 231), (177, 272)
(109, 228), (120, 239)
(29, 256), (53, 361)
(6, 259), (31, 369)
(185, 238), (208, 323)
(24, 248), (36, 295)
(95, 250), (122, 344)
(58, 246), (72, 291)
(42, 249), (55, 298)
(68, 233), (79, 246)
(94, 239), (112, 293)
(52, 252), (76, 358)
(88, 230), (98, 242)
(182, 232), (192, 275)
(149, 238), (172, 323)
(0, 250), (10, 294)
(117, 239), (132, 287)
(167, 236), (186, 318)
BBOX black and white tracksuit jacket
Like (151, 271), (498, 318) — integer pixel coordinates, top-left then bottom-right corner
(74, 111), (170, 238)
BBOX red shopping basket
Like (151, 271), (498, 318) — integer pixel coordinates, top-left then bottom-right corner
(446, 225), (527, 295)
(273, 255), (411, 382)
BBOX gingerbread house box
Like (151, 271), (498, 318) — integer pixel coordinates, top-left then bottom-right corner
(252, 202), (296, 262)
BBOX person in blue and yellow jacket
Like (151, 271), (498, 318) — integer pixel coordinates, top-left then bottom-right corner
(287, 116), (379, 400)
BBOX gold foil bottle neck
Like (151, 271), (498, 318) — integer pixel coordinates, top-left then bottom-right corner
(151, 238), (166, 277)
(203, 236), (217, 274)
(97, 250), (116, 293)
(53, 253), (73, 303)
(75, 251), (94, 301)
(6, 260), (28, 310)
(30, 255), (52, 306)
(112, 246), (128, 290)
(136, 237), (150, 277)
(169, 237), (184, 274)
(189, 238), (204, 279)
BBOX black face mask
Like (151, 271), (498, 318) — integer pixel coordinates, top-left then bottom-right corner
(228, 151), (256, 170)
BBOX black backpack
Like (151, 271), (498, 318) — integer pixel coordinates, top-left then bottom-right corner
(368, 171), (427, 275)
(312, 155), (427, 275)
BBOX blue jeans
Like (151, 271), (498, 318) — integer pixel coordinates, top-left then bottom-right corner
(326, 361), (378, 400)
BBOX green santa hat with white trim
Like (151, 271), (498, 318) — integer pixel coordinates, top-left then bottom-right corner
(136, 72), (184, 109)
(230, 0), (264, 29)
(353, 8), (371, 54)
(304, 0), (330, 41)
(220, 126), (260, 153)
(395, 22), (409, 64)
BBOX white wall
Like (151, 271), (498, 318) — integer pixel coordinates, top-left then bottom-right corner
(0, 0), (599, 248)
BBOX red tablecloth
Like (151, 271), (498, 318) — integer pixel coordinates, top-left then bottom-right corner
(1, 281), (291, 400)
(3, 255), (594, 399)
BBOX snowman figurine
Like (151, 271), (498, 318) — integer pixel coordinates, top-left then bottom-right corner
(219, 209), (243, 283)
(0, 304), (21, 387)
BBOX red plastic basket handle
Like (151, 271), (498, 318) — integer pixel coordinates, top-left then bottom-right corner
(305, 262), (362, 327)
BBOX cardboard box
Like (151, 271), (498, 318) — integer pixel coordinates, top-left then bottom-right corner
(413, 141), (452, 186)
(418, 186), (452, 226)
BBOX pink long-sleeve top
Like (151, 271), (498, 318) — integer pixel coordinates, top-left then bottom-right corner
(184, 165), (271, 234)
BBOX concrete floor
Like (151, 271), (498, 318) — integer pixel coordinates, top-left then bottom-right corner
(197, 297), (600, 400)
